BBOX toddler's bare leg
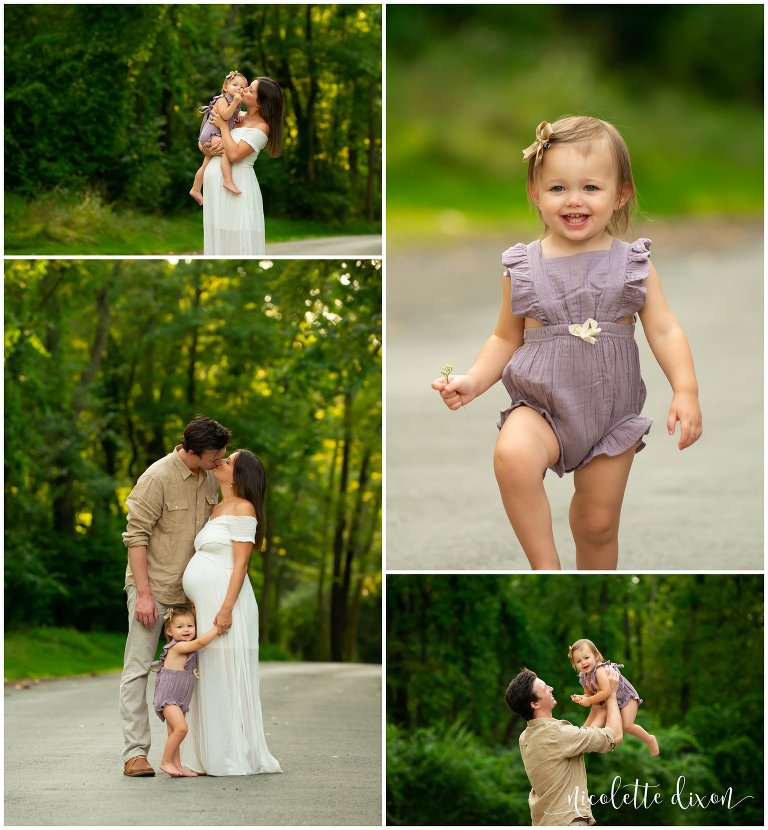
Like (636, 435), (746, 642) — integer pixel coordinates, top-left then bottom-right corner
(494, 407), (561, 569)
(189, 156), (210, 205)
(221, 155), (241, 195)
(159, 705), (187, 776)
(620, 699), (659, 756)
(570, 446), (635, 570)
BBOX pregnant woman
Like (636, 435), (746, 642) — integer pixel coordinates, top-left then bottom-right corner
(202, 76), (284, 255)
(181, 449), (283, 776)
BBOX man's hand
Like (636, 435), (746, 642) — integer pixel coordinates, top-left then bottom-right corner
(135, 592), (158, 628)
(604, 665), (620, 695)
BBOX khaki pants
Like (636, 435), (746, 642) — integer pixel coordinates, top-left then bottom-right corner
(119, 586), (168, 762)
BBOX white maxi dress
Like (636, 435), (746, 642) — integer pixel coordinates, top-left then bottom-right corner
(181, 514), (282, 776)
(202, 127), (269, 255)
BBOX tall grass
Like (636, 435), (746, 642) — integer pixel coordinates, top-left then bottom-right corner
(4, 191), (381, 254)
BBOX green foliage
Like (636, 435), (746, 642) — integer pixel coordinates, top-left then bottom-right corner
(386, 6), (763, 239)
(4, 4), (381, 226)
(3, 627), (296, 680)
(4, 259), (382, 663)
(4, 191), (380, 254)
(387, 713), (763, 826)
(386, 575), (763, 826)
(387, 722), (531, 825)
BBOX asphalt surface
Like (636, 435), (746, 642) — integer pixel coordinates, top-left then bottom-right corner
(386, 220), (763, 570)
(266, 235), (382, 256)
(4, 662), (382, 826)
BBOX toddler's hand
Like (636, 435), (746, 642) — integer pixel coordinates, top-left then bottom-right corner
(667, 391), (702, 450)
(431, 373), (478, 410)
(571, 694), (590, 707)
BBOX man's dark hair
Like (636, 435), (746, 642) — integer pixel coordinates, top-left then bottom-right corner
(181, 415), (231, 455)
(505, 668), (539, 720)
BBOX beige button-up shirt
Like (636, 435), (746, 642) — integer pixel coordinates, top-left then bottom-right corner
(122, 446), (218, 604)
(519, 718), (616, 826)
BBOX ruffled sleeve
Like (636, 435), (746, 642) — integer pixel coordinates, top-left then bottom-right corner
(225, 514), (258, 543)
(502, 243), (541, 319)
(617, 237), (652, 317)
(236, 128), (268, 154)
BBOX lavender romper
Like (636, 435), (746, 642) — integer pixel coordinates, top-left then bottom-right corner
(499, 237), (654, 477)
(151, 640), (198, 721)
(579, 660), (643, 709)
(198, 93), (239, 145)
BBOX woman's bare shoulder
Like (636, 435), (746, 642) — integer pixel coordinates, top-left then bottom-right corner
(232, 499), (256, 517)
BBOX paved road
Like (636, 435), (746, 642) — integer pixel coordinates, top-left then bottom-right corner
(4, 662), (381, 826)
(266, 235), (382, 256)
(386, 221), (763, 570)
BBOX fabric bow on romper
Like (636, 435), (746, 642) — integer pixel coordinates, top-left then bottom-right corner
(499, 237), (654, 477)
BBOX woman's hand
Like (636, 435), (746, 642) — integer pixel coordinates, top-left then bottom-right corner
(431, 373), (479, 410)
(213, 606), (233, 635)
(209, 109), (228, 131)
(200, 137), (225, 157)
(667, 391), (702, 450)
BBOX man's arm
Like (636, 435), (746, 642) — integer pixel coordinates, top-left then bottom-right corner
(123, 475), (164, 628)
(603, 667), (624, 745)
(127, 545), (157, 628)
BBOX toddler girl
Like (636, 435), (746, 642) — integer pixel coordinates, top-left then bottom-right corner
(432, 116), (702, 570)
(189, 71), (248, 205)
(151, 604), (222, 777)
(568, 638), (659, 756)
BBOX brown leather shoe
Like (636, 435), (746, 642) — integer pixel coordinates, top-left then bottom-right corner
(123, 755), (155, 777)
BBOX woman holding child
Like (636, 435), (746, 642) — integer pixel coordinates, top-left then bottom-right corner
(201, 76), (284, 255)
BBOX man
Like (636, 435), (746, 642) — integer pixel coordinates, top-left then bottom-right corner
(505, 667), (624, 826)
(119, 415), (231, 777)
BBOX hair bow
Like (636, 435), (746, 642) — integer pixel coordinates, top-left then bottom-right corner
(522, 121), (554, 167)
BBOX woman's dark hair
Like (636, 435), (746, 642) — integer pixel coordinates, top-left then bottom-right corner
(255, 77), (284, 158)
(182, 415), (231, 455)
(232, 449), (266, 551)
(504, 668), (539, 720)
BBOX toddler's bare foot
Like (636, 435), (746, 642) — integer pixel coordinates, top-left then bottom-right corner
(648, 735), (660, 757)
(189, 189), (204, 206)
(159, 761), (183, 777)
(178, 766), (198, 777)
(223, 181), (241, 195)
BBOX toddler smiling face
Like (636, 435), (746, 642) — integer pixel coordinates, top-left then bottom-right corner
(529, 139), (630, 253)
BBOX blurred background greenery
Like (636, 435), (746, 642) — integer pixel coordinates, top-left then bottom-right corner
(4, 4), (381, 253)
(386, 575), (763, 826)
(4, 259), (381, 677)
(387, 4), (763, 241)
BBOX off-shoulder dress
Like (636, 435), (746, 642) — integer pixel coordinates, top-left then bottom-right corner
(181, 514), (282, 776)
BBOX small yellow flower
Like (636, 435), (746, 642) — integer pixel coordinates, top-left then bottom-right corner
(441, 363), (453, 383)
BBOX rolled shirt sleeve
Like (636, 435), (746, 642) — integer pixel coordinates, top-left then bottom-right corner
(560, 724), (616, 756)
(122, 474), (164, 549)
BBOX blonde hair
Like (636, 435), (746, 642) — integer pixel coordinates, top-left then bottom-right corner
(567, 638), (604, 669)
(221, 70), (247, 94)
(526, 115), (637, 236)
(163, 604), (196, 641)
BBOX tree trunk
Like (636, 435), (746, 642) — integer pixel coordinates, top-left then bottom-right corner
(330, 391), (353, 661)
(318, 439), (340, 661)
